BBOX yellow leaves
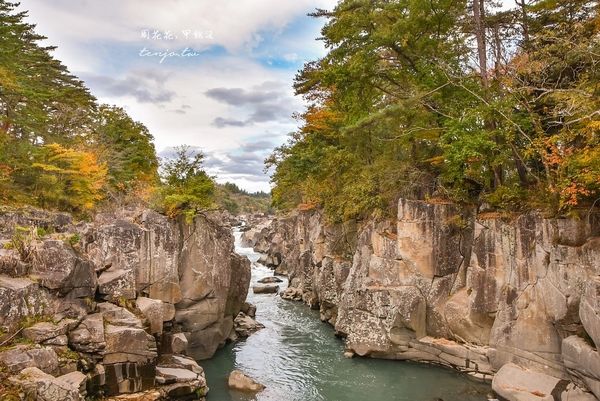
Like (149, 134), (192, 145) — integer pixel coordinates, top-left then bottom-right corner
(31, 163), (63, 173)
(32, 143), (108, 211)
(424, 155), (445, 166)
(0, 66), (19, 91)
(582, 119), (600, 137)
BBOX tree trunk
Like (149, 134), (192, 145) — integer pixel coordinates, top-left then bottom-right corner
(473, 0), (488, 85)
(515, 0), (530, 47)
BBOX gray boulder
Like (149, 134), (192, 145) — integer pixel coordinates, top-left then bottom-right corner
(0, 247), (28, 276)
(22, 319), (75, 343)
(9, 367), (82, 401)
(136, 296), (168, 334)
(258, 276), (283, 284)
(97, 302), (142, 328)
(103, 324), (157, 364)
(253, 284), (279, 294)
(234, 312), (265, 338)
(0, 275), (51, 331)
(68, 313), (105, 353)
(30, 239), (96, 298)
(492, 363), (595, 401)
(0, 345), (59, 375)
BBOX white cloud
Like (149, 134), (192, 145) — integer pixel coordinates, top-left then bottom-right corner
(20, 0), (337, 53)
(17, 0), (338, 191)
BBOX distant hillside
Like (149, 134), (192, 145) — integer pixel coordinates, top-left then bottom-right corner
(215, 182), (272, 215)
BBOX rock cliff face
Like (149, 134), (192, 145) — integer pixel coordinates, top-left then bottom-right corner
(248, 199), (600, 400)
(0, 207), (250, 400)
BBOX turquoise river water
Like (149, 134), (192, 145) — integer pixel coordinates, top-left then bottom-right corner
(202, 229), (492, 401)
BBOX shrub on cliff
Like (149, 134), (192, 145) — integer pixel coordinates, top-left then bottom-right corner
(157, 145), (215, 219)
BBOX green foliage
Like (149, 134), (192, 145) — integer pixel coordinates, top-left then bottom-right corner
(0, 2), (95, 143)
(6, 226), (36, 262)
(18, 314), (54, 330)
(67, 233), (81, 248)
(157, 145), (215, 219)
(269, 0), (600, 220)
(484, 186), (530, 212)
(56, 347), (79, 361)
(92, 105), (159, 195)
(0, 2), (160, 213)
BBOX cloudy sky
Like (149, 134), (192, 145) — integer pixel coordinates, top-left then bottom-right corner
(19, 0), (338, 192)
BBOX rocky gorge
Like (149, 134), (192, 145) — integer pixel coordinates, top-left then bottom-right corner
(243, 199), (600, 401)
(0, 207), (253, 400)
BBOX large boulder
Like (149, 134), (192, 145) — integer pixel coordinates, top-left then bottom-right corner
(155, 355), (209, 399)
(68, 313), (106, 353)
(59, 371), (87, 398)
(253, 284), (279, 294)
(9, 367), (83, 401)
(30, 239), (96, 298)
(98, 302), (142, 328)
(233, 312), (264, 338)
(562, 335), (600, 399)
(0, 275), (51, 331)
(22, 319), (76, 344)
(98, 267), (136, 301)
(103, 324), (157, 364)
(492, 363), (596, 401)
(0, 247), (28, 276)
(136, 297), (169, 335)
(0, 345), (60, 375)
(228, 370), (265, 393)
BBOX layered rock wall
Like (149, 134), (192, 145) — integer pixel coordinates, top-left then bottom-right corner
(0, 208), (250, 400)
(251, 200), (600, 399)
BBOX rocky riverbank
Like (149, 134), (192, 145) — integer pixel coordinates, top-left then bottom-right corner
(243, 199), (600, 401)
(0, 207), (252, 400)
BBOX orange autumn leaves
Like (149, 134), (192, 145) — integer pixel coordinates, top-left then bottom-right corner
(32, 144), (107, 211)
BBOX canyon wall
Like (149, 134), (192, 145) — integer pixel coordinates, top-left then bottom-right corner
(248, 199), (600, 400)
(0, 207), (250, 400)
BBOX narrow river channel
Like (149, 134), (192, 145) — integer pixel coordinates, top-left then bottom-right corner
(202, 228), (492, 401)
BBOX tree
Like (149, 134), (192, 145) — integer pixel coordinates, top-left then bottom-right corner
(92, 105), (159, 196)
(158, 146), (215, 218)
(31, 143), (107, 211)
(269, 0), (600, 219)
(472, 0), (488, 85)
(0, 1), (162, 212)
(0, 1), (95, 142)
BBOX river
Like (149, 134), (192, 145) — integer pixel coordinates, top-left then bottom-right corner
(202, 228), (492, 401)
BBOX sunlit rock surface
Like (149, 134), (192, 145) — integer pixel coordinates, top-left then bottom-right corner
(254, 199), (600, 397)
